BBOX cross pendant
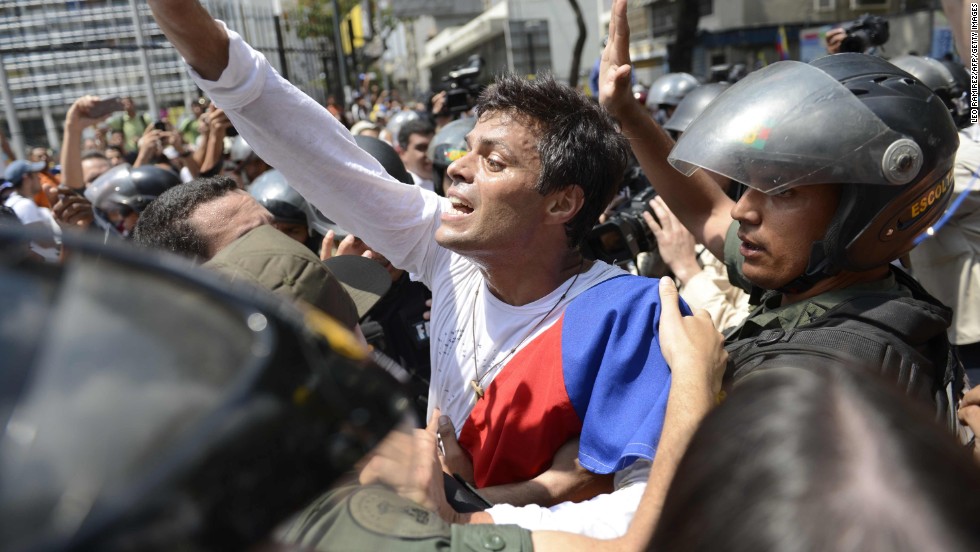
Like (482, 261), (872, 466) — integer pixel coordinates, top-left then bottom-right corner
(470, 379), (485, 399)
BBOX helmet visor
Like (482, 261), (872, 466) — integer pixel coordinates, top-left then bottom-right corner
(668, 61), (908, 194)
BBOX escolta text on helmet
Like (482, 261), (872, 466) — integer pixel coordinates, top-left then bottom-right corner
(249, 169), (309, 226)
(668, 53), (958, 291)
(645, 72), (700, 109)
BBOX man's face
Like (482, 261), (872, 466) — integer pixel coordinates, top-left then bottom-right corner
(272, 221), (309, 244)
(82, 158), (111, 186)
(104, 149), (124, 167)
(399, 132), (434, 181)
(187, 190), (275, 259)
(730, 183), (841, 290)
(436, 112), (549, 255)
(29, 148), (49, 167)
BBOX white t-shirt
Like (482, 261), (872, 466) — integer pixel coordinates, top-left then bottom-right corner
(5, 191), (61, 262)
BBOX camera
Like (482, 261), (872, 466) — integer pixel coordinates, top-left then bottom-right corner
(839, 14), (889, 53)
(584, 186), (659, 266)
(437, 55), (484, 115)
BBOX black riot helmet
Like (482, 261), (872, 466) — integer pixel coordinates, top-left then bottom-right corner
(0, 223), (410, 551)
(304, 136), (413, 238)
(888, 55), (969, 129)
(427, 117), (475, 196)
(354, 135), (414, 185)
(892, 55), (971, 130)
(663, 82), (731, 137)
(85, 164), (181, 238)
(669, 54), (959, 291)
(249, 169), (309, 226)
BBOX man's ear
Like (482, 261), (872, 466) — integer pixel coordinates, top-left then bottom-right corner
(545, 185), (585, 226)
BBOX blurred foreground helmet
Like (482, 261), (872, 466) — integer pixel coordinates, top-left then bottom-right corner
(0, 224), (410, 551)
(664, 82), (731, 136)
(427, 118), (475, 195)
(889, 55), (970, 129)
(85, 164), (180, 238)
(249, 169), (309, 226)
(645, 72), (699, 110)
(669, 54), (958, 287)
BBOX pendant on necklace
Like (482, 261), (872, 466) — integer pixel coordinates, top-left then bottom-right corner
(470, 379), (485, 399)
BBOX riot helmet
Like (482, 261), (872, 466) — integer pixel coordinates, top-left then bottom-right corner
(385, 110), (423, 148)
(229, 135), (256, 165)
(645, 72), (700, 111)
(427, 117), (476, 196)
(669, 54), (958, 289)
(0, 223), (410, 551)
(249, 169), (309, 226)
(354, 135), (414, 185)
(85, 164), (180, 238)
(663, 82), (731, 136)
(888, 55), (968, 129)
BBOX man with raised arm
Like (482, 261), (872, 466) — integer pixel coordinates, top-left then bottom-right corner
(146, 0), (680, 512)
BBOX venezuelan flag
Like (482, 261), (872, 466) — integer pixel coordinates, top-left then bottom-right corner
(776, 25), (790, 61)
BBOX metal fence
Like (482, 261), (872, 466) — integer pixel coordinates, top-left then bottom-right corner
(0, 0), (336, 155)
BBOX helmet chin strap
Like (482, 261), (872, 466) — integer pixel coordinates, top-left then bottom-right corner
(775, 240), (838, 295)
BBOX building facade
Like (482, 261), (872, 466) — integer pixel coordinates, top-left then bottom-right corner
(1, 0), (329, 154)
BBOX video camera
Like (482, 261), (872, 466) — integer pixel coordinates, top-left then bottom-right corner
(839, 14), (889, 53)
(437, 55), (484, 115)
(584, 186), (659, 266)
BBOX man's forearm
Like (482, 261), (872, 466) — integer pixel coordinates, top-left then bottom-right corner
(60, 121), (85, 190)
(146, 0), (228, 81)
(478, 468), (613, 508)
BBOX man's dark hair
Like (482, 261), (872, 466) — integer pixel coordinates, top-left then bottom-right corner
(81, 150), (109, 162)
(397, 119), (435, 151)
(477, 73), (629, 248)
(652, 360), (980, 552)
(133, 176), (237, 259)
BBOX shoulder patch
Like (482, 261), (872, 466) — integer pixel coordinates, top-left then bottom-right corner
(349, 486), (450, 539)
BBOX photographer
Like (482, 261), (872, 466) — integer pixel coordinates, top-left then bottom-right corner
(825, 14), (889, 54)
(134, 121), (199, 182)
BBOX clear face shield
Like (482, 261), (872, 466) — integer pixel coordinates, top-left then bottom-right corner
(0, 225), (412, 550)
(668, 61), (921, 194)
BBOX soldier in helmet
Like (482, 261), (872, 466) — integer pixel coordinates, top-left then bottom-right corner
(600, 0), (967, 431)
(427, 117), (475, 196)
(85, 164), (181, 239)
(644, 72), (699, 124)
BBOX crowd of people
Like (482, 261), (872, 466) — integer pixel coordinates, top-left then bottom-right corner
(2, 0), (980, 549)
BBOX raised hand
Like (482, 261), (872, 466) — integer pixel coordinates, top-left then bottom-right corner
(599, 0), (638, 118)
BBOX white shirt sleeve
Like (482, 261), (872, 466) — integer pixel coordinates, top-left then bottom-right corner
(188, 23), (447, 283)
(483, 459), (650, 538)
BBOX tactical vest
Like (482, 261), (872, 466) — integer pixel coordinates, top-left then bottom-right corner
(725, 269), (965, 432)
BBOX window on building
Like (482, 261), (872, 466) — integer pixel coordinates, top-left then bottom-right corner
(650, 4), (674, 36)
(814, 0), (835, 10)
(700, 0), (713, 16)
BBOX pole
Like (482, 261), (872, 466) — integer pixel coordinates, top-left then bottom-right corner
(274, 14), (290, 81)
(0, 56), (25, 159)
(128, 0), (159, 118)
